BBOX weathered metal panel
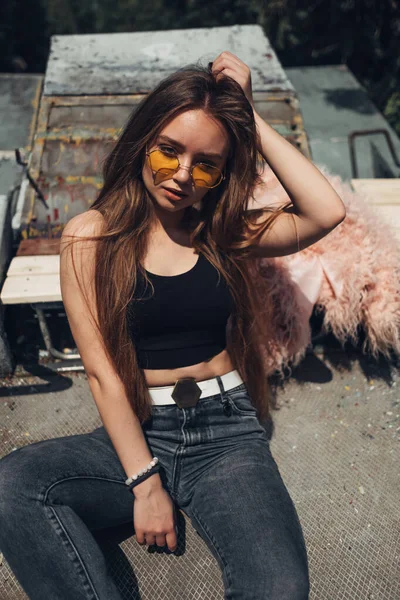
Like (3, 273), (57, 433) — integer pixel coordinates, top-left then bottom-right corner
(30, 181), (100, 231)
(285, 64), (400, 180)
(47, 103), (134, 130)
(44, 25), (295, 96)
(0, 74), (42, 150)
(40, 140), (111, 176)
(0, 157), (22, 197)
(19, 93), (310, 237)
(18, 26), (311, 239)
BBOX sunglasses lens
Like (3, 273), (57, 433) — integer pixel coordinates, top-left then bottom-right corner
(147, 150), (179, 185)
(192, 164), (222, 188)
(153, 168), (175, 185)
(147, 149), (223, 188)
(148, 149), (178, 171)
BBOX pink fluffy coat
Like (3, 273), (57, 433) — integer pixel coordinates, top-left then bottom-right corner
(246, 163), (400, 378)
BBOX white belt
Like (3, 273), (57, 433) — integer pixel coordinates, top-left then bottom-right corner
(148, 369), (243, 405)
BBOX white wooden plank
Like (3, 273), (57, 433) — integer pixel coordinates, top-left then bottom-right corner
(370, 204), (400, 227)
(350, 179), (400, 243)
(1, 274), (61, 304)
(7, 255), (60, 277)
(351, 179), (400, 204)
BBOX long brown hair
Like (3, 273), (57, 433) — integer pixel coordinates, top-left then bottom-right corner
(63, 63), (294, 424)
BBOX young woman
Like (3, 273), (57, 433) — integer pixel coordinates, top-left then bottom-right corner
(0, 52), (345, 599)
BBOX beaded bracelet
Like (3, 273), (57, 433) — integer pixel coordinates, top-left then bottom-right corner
(127, 463), (161, 493)
(125, 457), (160, 493)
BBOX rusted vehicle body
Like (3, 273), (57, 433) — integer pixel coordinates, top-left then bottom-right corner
(16, 24), (310, 240)
(1, 24), (310, 371)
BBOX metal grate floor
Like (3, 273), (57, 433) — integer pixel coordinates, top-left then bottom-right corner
(0, 345), (399, 599)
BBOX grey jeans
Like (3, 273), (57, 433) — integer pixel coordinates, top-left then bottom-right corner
(0, 377), (309, 599)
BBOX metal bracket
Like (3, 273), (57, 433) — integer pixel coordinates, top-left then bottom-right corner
(348, 128), (400, 179)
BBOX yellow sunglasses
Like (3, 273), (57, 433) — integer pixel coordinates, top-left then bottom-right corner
(146, 147), (225, 189)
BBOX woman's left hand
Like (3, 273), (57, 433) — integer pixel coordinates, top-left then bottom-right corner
(210, 51), (255, 110)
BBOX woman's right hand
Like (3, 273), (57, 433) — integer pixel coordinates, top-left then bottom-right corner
(133, 478), (178, 552)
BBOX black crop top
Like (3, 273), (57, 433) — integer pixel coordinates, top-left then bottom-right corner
(126, 251), (235, 369)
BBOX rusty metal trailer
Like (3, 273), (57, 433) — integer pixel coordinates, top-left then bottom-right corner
(17, 25), (310, 239)
(0, 24), (310, 371)
(0, 74), (43, 376)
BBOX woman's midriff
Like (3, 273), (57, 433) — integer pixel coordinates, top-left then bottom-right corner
(143, 347), (236, 387)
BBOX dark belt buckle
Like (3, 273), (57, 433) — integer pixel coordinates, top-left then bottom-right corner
(171, 377), (202, 409)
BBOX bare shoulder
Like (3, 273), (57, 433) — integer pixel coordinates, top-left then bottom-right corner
(60, 210), (107, 292)
(60, 210), (106, 266)
(62, 209), (105, 239)
(59, 210), (108, 380)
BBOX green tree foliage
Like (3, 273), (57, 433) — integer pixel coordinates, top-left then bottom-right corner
(176, 0), (259, 28)
(0, 0), (49, 72)
(261, 0), (400, 136)
(0, 0), (398, 135)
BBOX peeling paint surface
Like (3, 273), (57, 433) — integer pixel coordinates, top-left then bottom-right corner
(18, 26), (310, 238)
(44, 25), (295, 96)
(0, 74), (42, 151)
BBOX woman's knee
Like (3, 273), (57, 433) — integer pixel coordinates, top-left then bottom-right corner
(0, 447), (27, 514)
(268, 544), (309, 599)
(275, 565), (310, 599)
(224, 542), (309, 600)
(230, 560), (309, 600)
(0, 442), (48, 507)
